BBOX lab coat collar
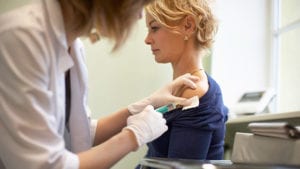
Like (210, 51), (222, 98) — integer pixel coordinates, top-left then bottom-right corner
(44, 0), (74, 73)
(67, 39), (92, 152)
(44, 0), (68, 51)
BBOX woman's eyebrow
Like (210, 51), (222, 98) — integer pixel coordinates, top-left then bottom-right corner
(148, 19), (156, 26)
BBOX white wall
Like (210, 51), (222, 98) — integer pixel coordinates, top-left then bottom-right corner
(277, 0), (300, 113)
(212, 0), (271, 110)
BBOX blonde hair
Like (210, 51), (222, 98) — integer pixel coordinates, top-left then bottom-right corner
(61, 0), (152, 51)
(145, 0), (217, 50)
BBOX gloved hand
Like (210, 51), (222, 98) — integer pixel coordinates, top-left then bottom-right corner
(124, 105), (168, 147)
(128, 73), (199, 114)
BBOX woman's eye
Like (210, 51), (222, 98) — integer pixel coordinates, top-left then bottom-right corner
(151, 26), (159, 32)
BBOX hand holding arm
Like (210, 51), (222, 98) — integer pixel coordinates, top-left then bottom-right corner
(124, 105), (167, 147)
(128, 73), (199, 114)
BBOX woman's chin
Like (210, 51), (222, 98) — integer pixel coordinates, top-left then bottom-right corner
(154, 58), (168, 64)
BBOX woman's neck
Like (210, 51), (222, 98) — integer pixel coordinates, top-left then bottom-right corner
(173, 66), (204, 79)
(172, 51), (204, 79)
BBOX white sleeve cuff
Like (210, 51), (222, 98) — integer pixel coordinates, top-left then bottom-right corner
(90, 119), (98, 146)
(64, 150), (79, 169)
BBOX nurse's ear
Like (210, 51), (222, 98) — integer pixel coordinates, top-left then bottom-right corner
(183, 15), (196, 36)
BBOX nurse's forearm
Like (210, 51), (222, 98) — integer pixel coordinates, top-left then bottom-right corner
(78, 129), (137, 169)
(93, 108), (131, 146)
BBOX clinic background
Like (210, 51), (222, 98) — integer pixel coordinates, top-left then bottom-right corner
(1, 0), (299, 168)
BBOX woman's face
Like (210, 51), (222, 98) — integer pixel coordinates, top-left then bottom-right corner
(144, 13), (186, 64)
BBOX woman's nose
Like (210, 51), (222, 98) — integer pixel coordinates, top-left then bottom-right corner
(144, 34), (152, 45)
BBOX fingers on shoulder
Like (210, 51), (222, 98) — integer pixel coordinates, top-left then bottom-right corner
(174, 74), (199, 88)
(181, 81), (209, 99)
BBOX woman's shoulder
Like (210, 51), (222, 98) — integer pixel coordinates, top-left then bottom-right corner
(181, 72), (209, 99)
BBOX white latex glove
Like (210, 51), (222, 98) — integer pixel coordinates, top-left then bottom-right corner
(124, 105), (168, 147)
(128, 73), (199, 114)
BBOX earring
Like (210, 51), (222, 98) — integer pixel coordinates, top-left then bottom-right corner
(184, 35), (188, 41)
(89, 29), (101, 44)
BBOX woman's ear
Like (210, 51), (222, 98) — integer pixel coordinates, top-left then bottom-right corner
(184, 15), (196, 34)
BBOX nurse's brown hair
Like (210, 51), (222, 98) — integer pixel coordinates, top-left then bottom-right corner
(61, 0), (152, 51)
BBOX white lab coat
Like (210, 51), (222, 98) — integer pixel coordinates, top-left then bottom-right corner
(0, 0), (97, 168)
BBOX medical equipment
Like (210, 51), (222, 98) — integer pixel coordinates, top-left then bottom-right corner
(231, 88), (276, 115)
(156, 96), (199, 114)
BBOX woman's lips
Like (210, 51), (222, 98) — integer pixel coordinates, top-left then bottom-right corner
(152, 49), (159, 54)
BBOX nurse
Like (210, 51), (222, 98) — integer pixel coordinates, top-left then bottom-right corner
(0, 0), (199, 169)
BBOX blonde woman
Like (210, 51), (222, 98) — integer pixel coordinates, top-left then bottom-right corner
(142, 0), (228, 162)
(0, 0), (200, 169)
